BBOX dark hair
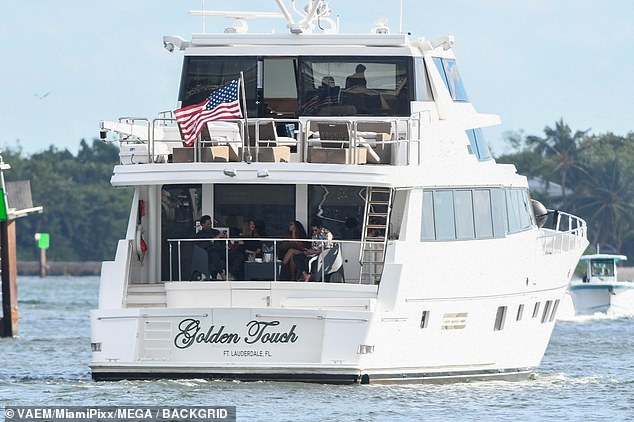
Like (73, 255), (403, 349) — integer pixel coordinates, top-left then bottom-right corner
(311, 217), (324, 228)
(356, 64), (366, 73)
(200, 215), (211, 225)
(291, 220), (308, 239)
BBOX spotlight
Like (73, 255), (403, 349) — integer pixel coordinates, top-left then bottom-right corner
(257, 169), (270, 178)
(163, 41), (175, 52)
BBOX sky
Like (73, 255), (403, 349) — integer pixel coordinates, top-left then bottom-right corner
(2, 0), (633, 156)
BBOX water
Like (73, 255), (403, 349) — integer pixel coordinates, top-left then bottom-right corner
(2, 276), (634, 421)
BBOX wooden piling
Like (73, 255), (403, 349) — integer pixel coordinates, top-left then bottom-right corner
(0, 220), (18, 337)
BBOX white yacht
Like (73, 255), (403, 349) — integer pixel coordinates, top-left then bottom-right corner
(568, 253), (634, 315)
(90, 0), (588, 383)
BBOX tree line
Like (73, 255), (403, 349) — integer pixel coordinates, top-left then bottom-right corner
(4, 140), (132, 261)
(497, 119), (634, 258)
(4, 119), (634, 262)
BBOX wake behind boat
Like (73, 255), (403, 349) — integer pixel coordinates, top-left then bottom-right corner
(90, 0), (588, 384)
(567, 253), (634, 315)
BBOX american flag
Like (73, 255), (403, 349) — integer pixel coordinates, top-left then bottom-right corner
(174, 79), (242, 146)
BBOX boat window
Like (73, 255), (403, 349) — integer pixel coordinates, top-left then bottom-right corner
(178, 56), (258, 116)
(590, 259), (615, 277)
(466, 128), (492, 161)
(432, 57), (469, 102)
(298, 56), (411, 116)
(213, 184), (295, 238)
(549, 299), (560, 322)
(421, 191), (435, 240)
(433, 190), (456, 241)
(494, 306), (507, 331)
(421, 187), (531, 242)
(541, 300), (552, 323)
(473, 189), (494, 238)
(161, 184), (202, 280)
(532, 302), (540, 318)
(506, 188), (533, 234)
(307, 185), (367, 240)
(414, 57), (433, 102)
(262, 58), (298, 119)
(454, 190), (475, 240)
(516, 304), (524, 321)
(491, 188), (507, 237)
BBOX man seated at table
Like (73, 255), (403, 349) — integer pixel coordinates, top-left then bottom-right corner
(293, 217), (333, 282)
(195, 215), (243, 280)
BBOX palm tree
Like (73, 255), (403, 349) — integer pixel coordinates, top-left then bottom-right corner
(570, 157), (634, 251)
(526, 119), (588, 209)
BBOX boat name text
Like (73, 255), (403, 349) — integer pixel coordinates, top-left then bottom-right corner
(174, 319), (298, 349)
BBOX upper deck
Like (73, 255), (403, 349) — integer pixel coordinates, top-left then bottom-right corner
(100, 1), (506, 188)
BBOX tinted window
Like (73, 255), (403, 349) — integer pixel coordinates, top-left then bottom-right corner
(433, 190), (455, 240)
(299, 56), (411, 116)
(415, 57), (433, 101)
(433, 57), (469, 101)
(473, 189), (493, 238)
(421, 190), (435, 240)
(454, 190), (475, 240)
(466, 128), (492, 161)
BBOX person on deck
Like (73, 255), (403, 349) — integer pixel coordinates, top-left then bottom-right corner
(293, 217), (333, 282)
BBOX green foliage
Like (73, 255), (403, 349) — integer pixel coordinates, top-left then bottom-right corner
(500, 121), (634, 258)
(3, 140), (132, 261)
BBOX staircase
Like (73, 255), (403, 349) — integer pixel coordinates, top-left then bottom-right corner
(359, 187), (393, 285)
(126, 283), (167, 308)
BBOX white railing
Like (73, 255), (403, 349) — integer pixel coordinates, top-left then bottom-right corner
(166, 236), (365, 284)
(106, 114), (428, 166)
(538, 210), (587, 255)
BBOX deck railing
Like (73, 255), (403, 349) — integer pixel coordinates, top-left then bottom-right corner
(166, 236), (371, 284)
(106, 114), (424, 166)
(538, 209), (587, 255)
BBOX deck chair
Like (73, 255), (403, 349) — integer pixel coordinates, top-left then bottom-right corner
(317, 122), (350, 148)
(356, 121), (393, 164)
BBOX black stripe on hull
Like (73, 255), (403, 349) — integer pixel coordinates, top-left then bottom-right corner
(91, 367), (533, 385)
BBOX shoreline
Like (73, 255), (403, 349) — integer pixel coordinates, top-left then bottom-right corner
(17, 261), (101, 276)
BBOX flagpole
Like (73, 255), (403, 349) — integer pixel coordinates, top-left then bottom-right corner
(239, 71), (251, 162)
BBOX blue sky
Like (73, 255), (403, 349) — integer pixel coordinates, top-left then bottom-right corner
(1, 1), (633, 156)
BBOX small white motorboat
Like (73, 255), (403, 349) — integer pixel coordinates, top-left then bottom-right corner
(568, 254), (634, 315)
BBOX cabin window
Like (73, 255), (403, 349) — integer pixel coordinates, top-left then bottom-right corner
(516, 304), (524, 321)
(178, 56), (258, 116)
(298, 56), (411, 116)
(421, 187), (512, 242)
(421, 191), (436, 240)
(549, 299), (560, 322)
(491, 188), (507, 237)
(432, 57), (469, 102)
(414, 57), (433, 101)
(541, 300), (553, 323)
(473, 189), (494, 238)
(160, 184), (203, 280)
(432, 190), (456, 240)
(532, 302), (541, 318)
(262, 58), (299, 119)
(454, 190), (475, 240)
(590, 259), (615, 277)
(506, 188), (533, 234)
(494, 306), (507, 331)
(307, 185), (367, 240)
(214, 184), (295, 238)
(466, 128), (492, 161)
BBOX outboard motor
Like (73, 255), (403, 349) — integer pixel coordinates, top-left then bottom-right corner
(531, 199), (548, 228)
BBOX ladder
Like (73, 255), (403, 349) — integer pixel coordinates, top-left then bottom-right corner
(359, 187), (393, 284)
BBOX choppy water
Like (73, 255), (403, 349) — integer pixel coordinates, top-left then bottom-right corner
(1, 276), (633, 421)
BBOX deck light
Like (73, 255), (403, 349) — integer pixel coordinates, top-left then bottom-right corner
(223, 168), (237, 177)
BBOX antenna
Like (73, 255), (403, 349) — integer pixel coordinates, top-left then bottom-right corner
(399, 0), (403, 33)
(201, 0), (206, 33)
